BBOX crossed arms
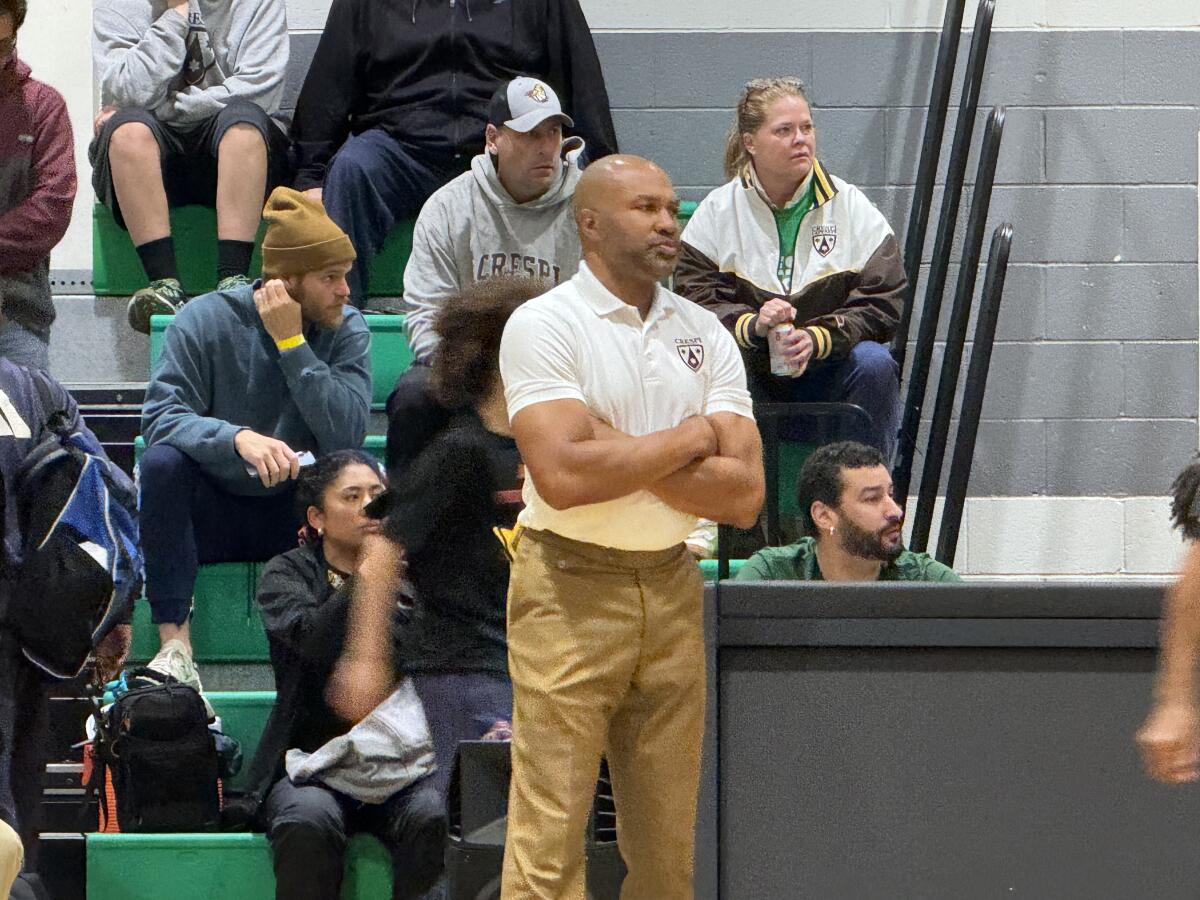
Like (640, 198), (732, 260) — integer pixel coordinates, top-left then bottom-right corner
(510, 399), (765, 530)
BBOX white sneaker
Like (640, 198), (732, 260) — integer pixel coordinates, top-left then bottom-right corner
(147, 639), (214, 718)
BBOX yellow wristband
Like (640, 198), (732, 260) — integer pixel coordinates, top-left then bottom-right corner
(275, 334), (306, 352)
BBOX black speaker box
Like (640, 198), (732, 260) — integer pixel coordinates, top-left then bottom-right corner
(446, 742), (626, 900)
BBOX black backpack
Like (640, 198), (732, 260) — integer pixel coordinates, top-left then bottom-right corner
(2, 373), (141, 679)
(91, 668), (221, 832)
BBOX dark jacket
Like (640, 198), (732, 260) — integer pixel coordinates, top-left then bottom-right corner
(0, 361), (103, 563)
(381, 411), (520, 678)
(290, 0), (618, 189)
(244, 543), (406, 804)
(0, 56), (76, 337)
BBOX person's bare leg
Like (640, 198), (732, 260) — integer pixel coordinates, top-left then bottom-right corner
(157, 621), (192, 656)
(216, 123), (268, 241)
(108, 121), (170, 246)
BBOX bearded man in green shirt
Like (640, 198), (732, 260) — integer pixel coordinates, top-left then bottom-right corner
(737, 441), (959, 582)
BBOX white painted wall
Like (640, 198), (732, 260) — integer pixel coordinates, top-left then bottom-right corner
(21, 0), (93, 270)
(904, 496), (1185, 578)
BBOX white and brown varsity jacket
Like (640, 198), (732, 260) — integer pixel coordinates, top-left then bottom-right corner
(675, 160), (906, 365)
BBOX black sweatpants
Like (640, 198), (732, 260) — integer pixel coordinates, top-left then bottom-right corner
(262, 775), (445, 900)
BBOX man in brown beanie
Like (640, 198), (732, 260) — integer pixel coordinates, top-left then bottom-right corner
(138, 186), (371, 687)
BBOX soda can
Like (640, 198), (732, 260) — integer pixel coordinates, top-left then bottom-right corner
(769, 323), (804, 377)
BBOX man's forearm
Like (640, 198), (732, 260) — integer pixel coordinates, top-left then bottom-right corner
(1155, 543), (1200, 706)
(649, 456), (762, 529)
(541, 421), (710, 509)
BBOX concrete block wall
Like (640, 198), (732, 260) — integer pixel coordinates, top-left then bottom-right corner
(31, 2), (1200, 575)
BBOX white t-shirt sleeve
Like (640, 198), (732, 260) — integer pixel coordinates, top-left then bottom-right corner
(703, 322), (755, 419)
(500, 301), (587, 420)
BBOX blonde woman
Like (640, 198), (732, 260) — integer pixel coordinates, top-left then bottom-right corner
(676, 77), (906, 461)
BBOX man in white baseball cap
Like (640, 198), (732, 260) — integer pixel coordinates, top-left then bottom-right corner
(487, 75), (576, 134)
(386, 76), (588, 477)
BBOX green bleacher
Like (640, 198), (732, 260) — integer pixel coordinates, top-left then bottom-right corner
(85, 691), (405, 899)
(93, 201), (695, 298)
(88, 833), (393, 900)
(93, 204), (413, 297)
(129, 563), (266, 663)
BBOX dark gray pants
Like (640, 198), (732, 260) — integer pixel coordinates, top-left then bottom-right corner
(262, 774), (445, 900)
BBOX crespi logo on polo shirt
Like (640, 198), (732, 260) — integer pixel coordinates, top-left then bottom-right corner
(526, 83), (549, 104)
(812, 224), (837, 257)
(674, 337), (705, 372)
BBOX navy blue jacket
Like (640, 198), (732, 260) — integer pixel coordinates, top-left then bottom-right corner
(0, 360), (97, 561)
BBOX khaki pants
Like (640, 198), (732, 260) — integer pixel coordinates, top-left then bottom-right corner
(0, 819), (22, 898)
(501, 529), (705, 900)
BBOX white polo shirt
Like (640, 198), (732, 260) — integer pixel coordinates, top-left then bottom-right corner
(500, 261), (754, 551)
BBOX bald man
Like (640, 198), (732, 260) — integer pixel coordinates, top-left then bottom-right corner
(497, 156), (764, 897)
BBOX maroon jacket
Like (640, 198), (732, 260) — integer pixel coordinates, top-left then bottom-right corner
(0, 55), (76, 336)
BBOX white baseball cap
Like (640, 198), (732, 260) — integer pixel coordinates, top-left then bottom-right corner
(487, 76), (574, 133)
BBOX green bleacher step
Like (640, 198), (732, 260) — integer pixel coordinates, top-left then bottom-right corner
(93, 203), (412, 297)
(208, 690), (275, 792)
(149, 313), (413, 410)
(129, 562), (267, 664)
(87, 832), (392, 900)
(698, 559), (745, 581)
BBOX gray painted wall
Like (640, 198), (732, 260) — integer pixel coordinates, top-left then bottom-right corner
(56, 28), (1196, 501)
(283, 29), (1200, 499)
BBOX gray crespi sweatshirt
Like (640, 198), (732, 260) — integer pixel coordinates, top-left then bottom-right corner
(93, 0), (288, 127)
(403, 139), (586, 364)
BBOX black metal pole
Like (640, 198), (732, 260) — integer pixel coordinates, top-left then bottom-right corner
(892, 0), (995, 506)
(892, 0), (968, 373)
(910, 107), (1005, 552)
(717, 524), (731, 581)
(935, 224), (1013, 567)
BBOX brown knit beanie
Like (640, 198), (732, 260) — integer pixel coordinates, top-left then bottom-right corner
(261, 187), (356, 275)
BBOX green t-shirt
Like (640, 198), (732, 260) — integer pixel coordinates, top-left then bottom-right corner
(735, 536), (961, 583)
(773, 180), (816, 291)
